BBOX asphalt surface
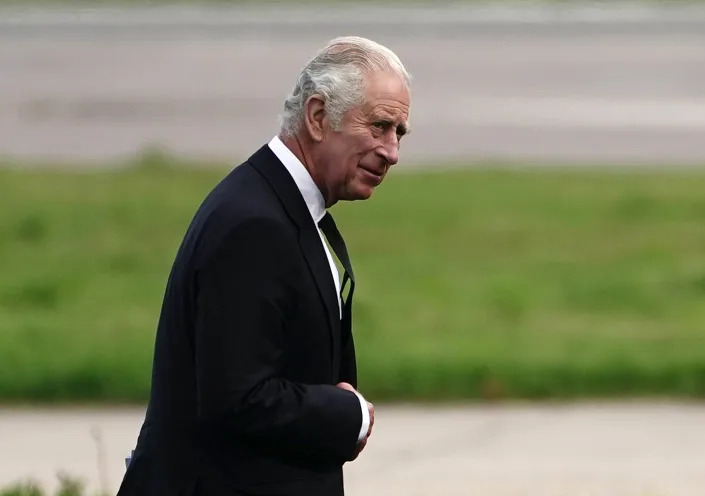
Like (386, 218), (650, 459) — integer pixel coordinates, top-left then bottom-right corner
(2, 403), (705, 495)
(1, 4), (704, 165)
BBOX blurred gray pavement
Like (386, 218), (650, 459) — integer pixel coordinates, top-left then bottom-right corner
(1, 3), (704, 165)
(1, 403), (705, 495)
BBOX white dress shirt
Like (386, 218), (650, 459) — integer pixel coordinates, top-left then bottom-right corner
(268, 135), (370, 444)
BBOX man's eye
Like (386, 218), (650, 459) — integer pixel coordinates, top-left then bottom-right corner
(372, 122), (386, 130)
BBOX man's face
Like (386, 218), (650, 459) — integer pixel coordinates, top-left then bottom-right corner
(315, 71), (411, 205)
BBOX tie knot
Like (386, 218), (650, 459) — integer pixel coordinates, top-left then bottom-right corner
(318, 211), (335, 235)
(317, 211), (354, 284)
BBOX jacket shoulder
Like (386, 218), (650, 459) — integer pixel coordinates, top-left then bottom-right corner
(185, 162), (294, 267)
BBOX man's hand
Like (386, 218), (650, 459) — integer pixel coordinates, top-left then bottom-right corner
(337, 382), (374, 460)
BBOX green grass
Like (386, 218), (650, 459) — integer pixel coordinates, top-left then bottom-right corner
(2, 155), (705, 403)
(0, 475), (87, 496)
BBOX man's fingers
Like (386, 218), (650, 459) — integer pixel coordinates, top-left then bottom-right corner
(367, 401), (375, 437)
(336, 382), (355, 393)
(350, 437), (367, 461)
(335, 383), (374, 441)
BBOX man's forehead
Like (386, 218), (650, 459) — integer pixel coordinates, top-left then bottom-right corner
(366, 100), (410, 120)
(363, 72), (410, 107)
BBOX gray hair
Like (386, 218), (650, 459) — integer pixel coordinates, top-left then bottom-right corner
(279, 36), (411, 138)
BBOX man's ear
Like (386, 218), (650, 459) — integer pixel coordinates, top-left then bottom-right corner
(304, 95), (327, 142)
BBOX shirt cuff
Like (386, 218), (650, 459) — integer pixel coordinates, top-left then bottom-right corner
(354, 391), (370, 443)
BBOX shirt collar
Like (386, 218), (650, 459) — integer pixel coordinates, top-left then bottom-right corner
(268, 135), (326, 224)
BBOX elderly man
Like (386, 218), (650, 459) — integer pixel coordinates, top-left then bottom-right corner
(117, 36), (411, 496)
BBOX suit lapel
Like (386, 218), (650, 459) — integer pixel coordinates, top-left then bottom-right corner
(248, 145), (341, 377)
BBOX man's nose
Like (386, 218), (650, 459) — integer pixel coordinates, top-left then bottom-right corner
(379, 135), (400, 167)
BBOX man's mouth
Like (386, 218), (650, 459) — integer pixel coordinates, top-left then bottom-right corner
(359, 166), (385, 185)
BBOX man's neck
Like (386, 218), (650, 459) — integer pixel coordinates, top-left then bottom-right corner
(280, 134), (333, 207)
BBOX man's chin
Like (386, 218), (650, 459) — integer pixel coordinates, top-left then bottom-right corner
(341, 179), (379, 202)
(354, 186), (375, 201)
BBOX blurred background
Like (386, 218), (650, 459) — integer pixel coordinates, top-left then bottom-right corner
(1, 1), (705, 495)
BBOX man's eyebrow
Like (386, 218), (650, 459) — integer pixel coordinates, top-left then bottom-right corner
(373, 114), (411, 134)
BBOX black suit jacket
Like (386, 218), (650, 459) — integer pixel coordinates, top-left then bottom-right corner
(117, 145), (362, 496)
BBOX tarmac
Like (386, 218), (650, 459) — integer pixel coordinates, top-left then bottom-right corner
(2, 402), (705, 495)
(1, 3), (704, 165)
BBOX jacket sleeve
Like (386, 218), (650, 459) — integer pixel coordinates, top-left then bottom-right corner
(194, 217), (361, 461)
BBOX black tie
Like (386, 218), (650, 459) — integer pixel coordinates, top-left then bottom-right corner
(318, 212), (355, 318)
